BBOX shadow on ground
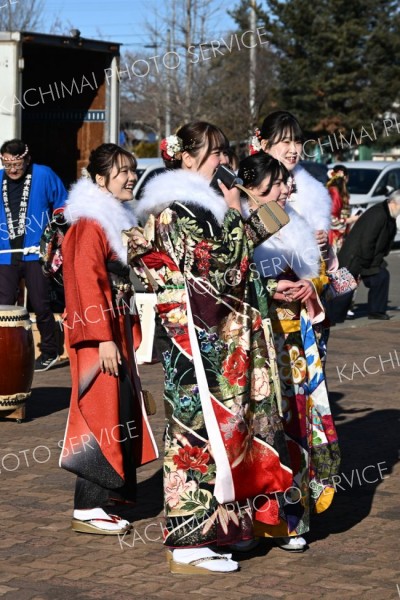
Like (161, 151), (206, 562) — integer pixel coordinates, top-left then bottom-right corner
(309, 398), (399, 542)
(26, 385), (71, 419)
(110, 467), (164, 523)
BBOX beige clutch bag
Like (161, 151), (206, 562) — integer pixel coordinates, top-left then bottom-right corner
(236, 183), (290, 234)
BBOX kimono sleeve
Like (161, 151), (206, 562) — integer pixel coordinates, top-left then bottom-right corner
(62, 220), (115, 347)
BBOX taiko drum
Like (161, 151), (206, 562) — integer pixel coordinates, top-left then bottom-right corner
(0, 305), (35, 411)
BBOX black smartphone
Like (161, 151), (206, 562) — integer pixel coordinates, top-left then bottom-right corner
(210, 164), (242, 194)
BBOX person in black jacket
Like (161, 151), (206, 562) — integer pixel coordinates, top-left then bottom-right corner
(338, 190), (400, 320)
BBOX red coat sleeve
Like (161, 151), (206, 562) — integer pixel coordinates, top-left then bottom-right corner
(62, 220), (115, 347)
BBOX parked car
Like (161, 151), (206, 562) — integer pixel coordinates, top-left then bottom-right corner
(329, 160), (400, 241)
(328, 160), (400, 211)
(133, 157), (165, 200)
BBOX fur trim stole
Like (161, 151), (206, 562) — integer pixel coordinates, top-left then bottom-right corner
(65, 177), (137, 264)
(135, 169), (228, 225)
(241, 201), (320, 279)
(291, 165), (331, 231)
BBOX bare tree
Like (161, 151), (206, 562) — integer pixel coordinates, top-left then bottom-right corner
(0, 0), (46, 31)
(120, 0), (279, 149)
(121, 0), (226, 141)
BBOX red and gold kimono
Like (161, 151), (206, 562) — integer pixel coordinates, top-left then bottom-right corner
(59, 178), (158, 509)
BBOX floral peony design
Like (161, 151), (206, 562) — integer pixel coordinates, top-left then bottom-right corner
(251, 366), (271, 401)
(222, 345), (249, 387)
(164, 469), (197, 509)
(173, 445), (210, 473)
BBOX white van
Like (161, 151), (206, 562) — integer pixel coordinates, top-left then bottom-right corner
(329, 161), (400, 240)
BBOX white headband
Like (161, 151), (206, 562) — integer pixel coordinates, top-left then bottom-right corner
(0, 145), (29, 161)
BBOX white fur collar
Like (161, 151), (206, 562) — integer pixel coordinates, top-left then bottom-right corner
(64, 178), (137, 264)
(291, 165), (331, 231)
(241, 201), (320, 279)
(135, 169), (228, 225)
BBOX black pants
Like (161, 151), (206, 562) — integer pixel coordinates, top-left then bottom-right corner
(0, 261), (57, 356)
(362, 267), (390, 315)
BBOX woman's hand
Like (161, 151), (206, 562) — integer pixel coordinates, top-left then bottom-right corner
(273, 279), (299, 302)
(218, 181), (242, 213)
(346, 214), (359, 225)
(315, 229), (329, 258)
(315, 229), (328, 245)
(290, 279), (315, 301)
(99, 341), (121, 377)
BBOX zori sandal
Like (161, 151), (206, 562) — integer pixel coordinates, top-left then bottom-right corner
(71, 507), (132, 535)
(167, 547), (239, 574)
(274, 536), (307, 552)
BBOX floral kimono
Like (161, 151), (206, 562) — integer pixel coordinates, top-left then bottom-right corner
(134, 169), (292, 548)
(249, 201), (341, 538)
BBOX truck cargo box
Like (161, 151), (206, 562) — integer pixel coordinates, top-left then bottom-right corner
(0, 31), (120, 186)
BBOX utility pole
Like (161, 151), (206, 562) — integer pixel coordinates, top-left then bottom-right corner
(249, 0), (257, 129)
(144, 37), (161, 155)
(165, 28), (171, 137)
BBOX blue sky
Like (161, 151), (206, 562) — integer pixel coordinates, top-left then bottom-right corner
(44, 0), (237, 50)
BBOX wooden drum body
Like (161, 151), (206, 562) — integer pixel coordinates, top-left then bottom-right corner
(0, 305), (35, 414)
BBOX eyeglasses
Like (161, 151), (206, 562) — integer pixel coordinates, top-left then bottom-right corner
(2, 161), (25, 171)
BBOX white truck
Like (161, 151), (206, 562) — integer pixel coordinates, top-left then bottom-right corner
(0, 30), (121, 187)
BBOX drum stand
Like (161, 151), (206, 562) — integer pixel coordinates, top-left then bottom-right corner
(1, 405), (25, 423)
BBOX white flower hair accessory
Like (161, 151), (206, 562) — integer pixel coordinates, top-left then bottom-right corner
(160, 134), (183, 161)
(249, 128), (262, 155)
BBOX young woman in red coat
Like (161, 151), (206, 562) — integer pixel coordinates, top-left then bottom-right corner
(60, 144), (158, 535)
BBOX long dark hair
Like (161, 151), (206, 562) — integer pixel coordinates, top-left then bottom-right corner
(165, 121), (229, 170)
(86, 143), (137, 185)
(238, 152), (289, 195)
(260, 110), (304, 148)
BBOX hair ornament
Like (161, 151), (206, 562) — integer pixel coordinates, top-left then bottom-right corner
(249, 128), (262, 155)
(328, 168), (346, 178)
(81, 167), (91, 179)
(242, 167), (257, 182)
(160, 134), (183, 161)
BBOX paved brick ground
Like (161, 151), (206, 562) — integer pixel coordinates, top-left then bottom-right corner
(0, 254), (399, 600)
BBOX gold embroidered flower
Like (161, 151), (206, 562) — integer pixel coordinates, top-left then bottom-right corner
(166, 307), (188, 326)
(279, 345), (306, 384)
(159, 208), (174, 226)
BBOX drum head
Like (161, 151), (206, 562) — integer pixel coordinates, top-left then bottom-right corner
(0, 305), (29, 317)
